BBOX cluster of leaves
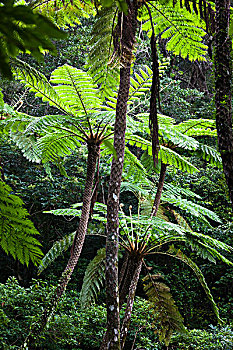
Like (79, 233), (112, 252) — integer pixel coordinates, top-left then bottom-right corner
(0, 0), (66, 78)
(0, 179), (43, 266)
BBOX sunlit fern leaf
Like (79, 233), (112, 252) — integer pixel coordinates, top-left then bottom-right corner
(37, 132), (82, 163)
(80, 248), (106, 309)
(195, 144), (222, 168)
(143, 274), (187, 346)
(175, 118), (217, 137)
(87, 7), (120, 98)
(12, 60), (75, 115)
(159, 146), (199, 173)
(163, 183), (201, 199)
(160, 125), (199, 150)
(166, 246), (223, 324)
(184, 230), (233, 264)
(161, 194), (221, 225)
(141, 2), (208, 61)
(0, 180), (43, 266)
(38, 232), (76, 274)
(50, 65), (102, 112)
(29, 0), (92, 28)
(44, 208), (82, 217)
(9, 130), (41, 163)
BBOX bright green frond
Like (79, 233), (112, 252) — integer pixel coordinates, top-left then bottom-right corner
(37, 132), (82, 163)
(87, 7), (120, 98)
(50, 65), (102, 112)
(38, 232), (76, 274)
(80, 248), (106, 309)
(175, 119), (217, 137)
(13, 60), (74, 115)
(159, 146), (198, 173)
(0, 180), (43, 266)
(141, 2), (208, 61)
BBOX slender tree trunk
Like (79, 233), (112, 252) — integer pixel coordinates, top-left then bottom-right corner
(119, 255), (139, 309)
(101, 2), (138, 349)
(120, 259), (142, 349)
(25, 141), (100, 347)
(152, 162), (167, 216)
(215, 0), (233, 210)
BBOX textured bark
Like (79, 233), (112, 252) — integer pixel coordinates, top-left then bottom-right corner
(215, 0), (233, 210)
(119, 255), (139, 309)
(152, 162), (167, 216)
(25, 141), (100, 346)
(120, 259), (142, 349)
(101, 2), (138, 349)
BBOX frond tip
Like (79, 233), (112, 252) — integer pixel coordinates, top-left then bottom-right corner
(80, 248), (106, 309)
(143, 273), (187, 346)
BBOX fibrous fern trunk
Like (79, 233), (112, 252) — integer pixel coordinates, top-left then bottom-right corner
(120, 258), (142, 349)
(215, 0), (233, 210)
(101, 2), (138, 349)
(25, 141), (100, 346)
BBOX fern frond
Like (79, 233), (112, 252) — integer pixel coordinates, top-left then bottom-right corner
(50, 64), (102, 112)
(162, 194), (221, 225)
(166, 246), (223, 324)
(159, 146), (199, 173)
(195, 144), (222, 168)
(142, 2), (208, 61)
(80, 248), (106, 309)
(30, 0), (92, 28)
(160, 125), (199, 150)
(175, 118), (217, 137)
(37, 131), (82, 163)
(13, 60), (75, 115)
(87, 7), (120, 98)
(143, 274), (187, 346)
(38, 232), (76, 274)
(0, 180), (43, 266)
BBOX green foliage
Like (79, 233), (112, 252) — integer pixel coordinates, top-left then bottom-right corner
(141, 1), (208, 61)
(80, 247), (106, 309)
(87, 7), (120, 98)
(0, 277), (160, 350)
(38, 232), (75, 274)
(143, 274), (187, 346)
(169, 325), (233, 350)
(31, 0), (93, 28)
(0, 0), (66, 79)
(0, 180), (43, 266)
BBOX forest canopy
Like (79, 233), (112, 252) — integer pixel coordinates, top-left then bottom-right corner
(0, 0), (233, 349)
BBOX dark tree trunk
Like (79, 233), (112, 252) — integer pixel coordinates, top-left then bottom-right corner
(120, 259), (142, 349)
(101, 2), (138, 349)
(25, 141), (100, 346)
(215, 0), (233, 210)
(119, 254), (139, 309)
(152, 162), (167, 216)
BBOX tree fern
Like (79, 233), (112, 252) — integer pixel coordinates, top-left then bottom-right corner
(80, 248), (106, 309)
(143, 274), (187, 346)
(0, 180), (43, 266)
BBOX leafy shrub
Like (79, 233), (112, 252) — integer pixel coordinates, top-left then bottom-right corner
(169, 326), (233, 350)
(1, 278), (232, 350)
